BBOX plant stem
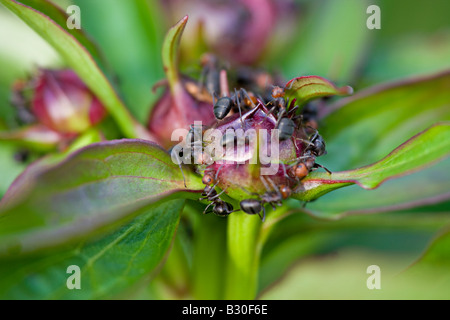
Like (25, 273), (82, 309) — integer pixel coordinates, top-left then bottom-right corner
(192, 212), (228, 299)
(224, 211), (262, 299)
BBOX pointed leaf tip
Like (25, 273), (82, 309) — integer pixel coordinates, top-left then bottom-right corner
(293, 122), (450, 202)
(162, 15), (189, 89)
(284, 75), (353, 106)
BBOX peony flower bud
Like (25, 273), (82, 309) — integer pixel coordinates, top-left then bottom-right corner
(147, 77), (216, 149)
(197, 100), (318, 201)
(32, 69), (107, 135)
(162, 0), (299, 66)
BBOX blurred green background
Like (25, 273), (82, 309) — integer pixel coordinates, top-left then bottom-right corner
(0, 0), (449, 299)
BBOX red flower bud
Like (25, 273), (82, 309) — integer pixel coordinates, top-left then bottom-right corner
(195, 100), (319, 201)
(32, 69), (107, 135)
(147, 78), (216, 149)
(163, 0), (299, 65)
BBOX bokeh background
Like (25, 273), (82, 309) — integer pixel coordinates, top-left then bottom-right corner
(0, 0), (449, 299)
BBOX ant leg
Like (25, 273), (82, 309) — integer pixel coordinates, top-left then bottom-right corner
(307, 127), (319, 142)
(208, 187), (228, 201)
(313, 163), (332, 174)
(295, 138), (314, 147)
(260, 176), (271, 193)
(257, 105), (277, 125)
(291, 114), (303, 121)
(234, 88), (244, 128)
(274, 108), (286, 129)
(215, 163), (225, 181)
(292, 136), (300, 152)
(240, 88), (256, 108)
(287, 105), (299, 116)
(240, 186), (259, 197)
(281, 162), (296, 183)
(259, 206), (266, 222)
(199, 179), (221, 200)
(266, 176), (282, 199)
(203, 202), (214, 214)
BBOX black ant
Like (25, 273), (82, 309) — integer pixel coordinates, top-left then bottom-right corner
(213, 88), (255, 120)
(291, 128), (331, 175)
(199, 53), (221, 97)
(301, 128), (327, 158)
(200, 172), (235, 217)
(258, 96), (300, 141)
(238, 176), (291, 222)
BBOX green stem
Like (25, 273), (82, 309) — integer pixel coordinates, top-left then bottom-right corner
(224, 211), (262, 300)
(192, 212), (228, 299)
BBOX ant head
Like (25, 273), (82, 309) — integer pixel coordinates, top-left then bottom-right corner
(294, 163), (309, 180)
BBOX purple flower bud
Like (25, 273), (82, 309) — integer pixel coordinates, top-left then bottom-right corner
(32, 69), (107, 135)
(147, 78), (216, 149)
(198, 100), (316, 200)
(163, 0), (298, 65)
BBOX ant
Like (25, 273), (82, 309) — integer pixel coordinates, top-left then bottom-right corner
(258, 96), (300, 141)
(200, 172), (235, 217)
(290, 128), (331, 176)
(199, 53), (221, 97)
(213, 88), (256, 120)
(169, 123), (209, 188)
(238, 176), (291, 222)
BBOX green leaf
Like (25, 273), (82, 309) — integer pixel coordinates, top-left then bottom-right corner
(0, 145), (27, 198)
(0, 139), (203, 257)
(162, 15), (188, 90)
(304, 70), (450, 217)
(0, 199), (183, 299)
(280, 0), (372, 83)
(284, 75), (353, 106)
(402, 225), (450, 295)
(259, 206), (450, 292)
(304, 158), (450, 219)
(409, 226), (450, 269)
(17, 0), (104, 63)
(321, 70), (450, 171)
(0, 0), (147, 139)
(293, 123), (450, 203)
(73, 0), (166, 122)
(363, 32), (450, 86)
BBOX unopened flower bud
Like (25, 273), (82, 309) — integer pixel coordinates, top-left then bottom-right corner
(32, 69), (107, 135)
